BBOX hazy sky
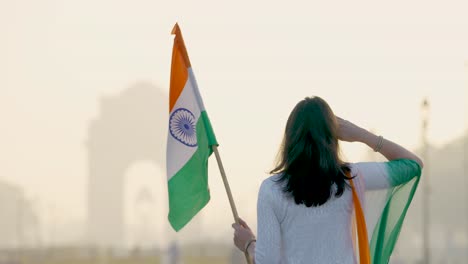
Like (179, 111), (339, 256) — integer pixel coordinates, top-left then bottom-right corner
(1, 0), (467, 244)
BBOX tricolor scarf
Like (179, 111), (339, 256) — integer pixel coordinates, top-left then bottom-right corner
(351, 159), (422, 264)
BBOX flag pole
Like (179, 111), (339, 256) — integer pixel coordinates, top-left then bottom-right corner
(212, 145), (253, 264)
(171, 23), (251, 264)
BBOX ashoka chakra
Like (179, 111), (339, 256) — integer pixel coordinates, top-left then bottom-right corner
(169, 108), (197, 147)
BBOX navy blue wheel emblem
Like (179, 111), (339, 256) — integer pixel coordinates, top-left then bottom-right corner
(169, 108), (197, 147)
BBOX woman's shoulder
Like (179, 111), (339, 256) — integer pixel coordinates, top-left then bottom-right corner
(258, 175), (290, 219)
(258, 174), (286, 197)
(260, 174), (284, 189)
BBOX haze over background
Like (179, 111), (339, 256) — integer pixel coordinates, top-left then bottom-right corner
(0, 0), (467, 258)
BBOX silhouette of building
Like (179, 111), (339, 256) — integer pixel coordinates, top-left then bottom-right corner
(395, 131), (468, 262)
(0, 180), (37, 248)
(86, 83), (167, 247)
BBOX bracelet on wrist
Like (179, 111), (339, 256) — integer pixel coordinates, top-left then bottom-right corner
(374, 135), (384, 152)
(244, 238), (256, 253)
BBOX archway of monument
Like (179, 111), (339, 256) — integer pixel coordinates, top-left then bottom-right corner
(123, 160), (167, 249)
(86, 82), (167, 247)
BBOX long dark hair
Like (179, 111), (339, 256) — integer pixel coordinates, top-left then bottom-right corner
(271, 96), (352, 207)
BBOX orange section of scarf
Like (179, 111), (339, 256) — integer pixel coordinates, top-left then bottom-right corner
(350, 178), (371, 264)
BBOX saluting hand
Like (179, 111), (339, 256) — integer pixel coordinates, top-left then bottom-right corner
(336, 116), (368, 143)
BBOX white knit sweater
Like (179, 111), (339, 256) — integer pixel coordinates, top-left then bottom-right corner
(255, 163), (391, 264)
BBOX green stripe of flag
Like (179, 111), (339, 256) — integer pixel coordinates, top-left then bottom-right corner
(168, 111), (214, 231)
(201, 111), (218, 147)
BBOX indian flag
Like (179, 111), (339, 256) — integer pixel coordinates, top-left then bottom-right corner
(167, 23), (218, 231)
